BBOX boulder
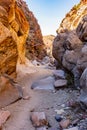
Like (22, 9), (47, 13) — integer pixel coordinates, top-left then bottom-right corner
(79, 68), (87, 108)
(31, 76), (55, 91)
(77, 45), (87, 72)
(53, 69), (66, 79)
(52, 30), (83, 71)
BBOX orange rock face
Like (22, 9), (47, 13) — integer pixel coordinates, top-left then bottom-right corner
(0, 0), (29, 75)
(17, 0), (46, 60)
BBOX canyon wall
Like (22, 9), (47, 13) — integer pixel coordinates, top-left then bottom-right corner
(0, 0), (29, 76)
(17, 0), (46, 60)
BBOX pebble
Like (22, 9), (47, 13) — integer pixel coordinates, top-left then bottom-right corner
(55, 114), (62, 122)
(54, 79), (67, 88)
(59, 119), (70, 129)
(55, 109), (65, 115)
(30, 112), (48, 127)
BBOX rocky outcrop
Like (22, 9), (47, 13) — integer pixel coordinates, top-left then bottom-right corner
(53, 16), (87, 88)
(17, 0), (46, 60)
(57, 0), (87, 33)
(0, 0), (29, 76)
(53, 0), (87, 107)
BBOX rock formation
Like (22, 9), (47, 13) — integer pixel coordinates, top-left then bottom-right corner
(57, 0), (87, 33)
(0, 0), (29, 106)
(17, 0), (46, 60)
(0, 0), (29, 77)
(52, 0), (87, 107)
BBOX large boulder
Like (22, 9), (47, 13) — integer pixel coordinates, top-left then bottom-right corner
(53, 30), (83, 71)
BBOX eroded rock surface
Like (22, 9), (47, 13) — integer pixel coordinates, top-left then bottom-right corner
(0, 0), (29, 76)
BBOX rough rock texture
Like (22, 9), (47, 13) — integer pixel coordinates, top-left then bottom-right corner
(0, 0), (29, 106)
(57, 0), (87, 33)
(17, 0), (46, 60)
(79, 68), (87, 108)
(53, 0), (87, 107)
(53, 9), (87, 89)
(0, 0), (29, 76)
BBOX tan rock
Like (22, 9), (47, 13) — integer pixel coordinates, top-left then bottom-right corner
(59, 119), (70, 129)
(30, 112), (48, 127)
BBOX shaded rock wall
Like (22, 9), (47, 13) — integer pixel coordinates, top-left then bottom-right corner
(17, 0), (46, 60)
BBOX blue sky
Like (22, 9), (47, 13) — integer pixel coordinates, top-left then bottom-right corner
(26, 0), (80, 35)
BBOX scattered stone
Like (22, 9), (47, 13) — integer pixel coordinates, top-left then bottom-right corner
(72, 119), (80, 126)
(36, 127), (47, 130)
(31, 76), (55, 91)
(59, 119), (70, 129)
(64, 126), (78, 130)
(66, 100), (79, 108)
(61, 104), (66, 108)
(55, 109), (65, 115)
(0, 110), (10, 127)
(55, 114), (62, 122)
(54, 79), (67, 88)
(53, 70), (66, 79)
(30, 112), (48, 127)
